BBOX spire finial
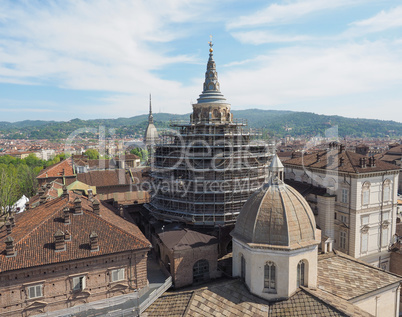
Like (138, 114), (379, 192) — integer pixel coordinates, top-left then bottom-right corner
(208, 35), (213, 53)
(148, 94), (154, 124)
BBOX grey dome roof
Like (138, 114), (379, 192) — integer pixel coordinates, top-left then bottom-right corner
(144, 123), (158, 146)
(232, 179), (318, 249)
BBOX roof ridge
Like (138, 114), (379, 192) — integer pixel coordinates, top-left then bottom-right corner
(14, 196), (68, 246)
(333, 249), (402, 279)
(83, 200), (150, 247)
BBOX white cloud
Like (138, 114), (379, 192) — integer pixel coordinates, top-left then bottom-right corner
(347, 6), (402, 35)
(232, 30), (312, 45)
(219, 40), (402, 121)
(226, 0), (361, 29)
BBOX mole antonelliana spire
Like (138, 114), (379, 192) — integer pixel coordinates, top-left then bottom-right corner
(143, 94), (158, 150)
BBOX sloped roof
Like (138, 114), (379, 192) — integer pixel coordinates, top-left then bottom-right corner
(145, 279), (373, 317)
(158, 228), (218, 251)
(37, 158), (75, 179)
(233, 180), (318, 249)
(284, 149), (398, 173)
(0, 192), (150, 272)
(77, 169), (132, 187)
(318, 251), (401, 300)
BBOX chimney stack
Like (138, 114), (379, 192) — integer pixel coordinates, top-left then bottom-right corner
(9, 214), (15, 227)
(74, 197), (82, 215)
(62, 186), (68, 198)
(54, 229), (66, 251)
(5, 236), (16, 257)
(92, 199), (100, 216)
(316, 153), (320, 162)
(65, 229), (71, 241)
(38, 188), (45, 197)
(339, 157), (345, 167)
(119, 205), (124, 218)
(5, 221), (12, 235)
(89, 232), (99, 251)
(63, 207), (70, 224)
(25, 201), (30, 211)
(40, 195), (47, 205)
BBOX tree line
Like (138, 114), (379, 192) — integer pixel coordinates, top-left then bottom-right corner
(0, 153), (67, 219)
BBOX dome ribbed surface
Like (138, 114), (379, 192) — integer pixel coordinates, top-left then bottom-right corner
(233, 181), (317, 248)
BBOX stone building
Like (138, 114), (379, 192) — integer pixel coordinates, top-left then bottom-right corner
(146, 41), (269, 228)
(377, 143), (402, 194)
(145, 154), (401, 317)
(152, 226), (219, 288)
(0, 191), (151, 316)
(283, 143), (400, 269)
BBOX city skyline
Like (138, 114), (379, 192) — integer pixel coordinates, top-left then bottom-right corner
(1, 0), (402, 123)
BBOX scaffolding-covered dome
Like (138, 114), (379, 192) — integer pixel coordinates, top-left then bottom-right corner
(232, 178), (318, 249)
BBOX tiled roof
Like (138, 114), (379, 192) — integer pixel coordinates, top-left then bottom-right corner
(233, 180), (318, 249)
(158, 229), (218, 251)
(284, 149), (398, 173)
(77, 170), (132, 187)
(145, 279), (373, 317)
(0, 192), (150, 272)
(37, 158), (75, 178)
(317, 251), (401, 300)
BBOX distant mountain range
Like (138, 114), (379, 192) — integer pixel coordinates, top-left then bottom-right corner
(0, 109), (401, 140)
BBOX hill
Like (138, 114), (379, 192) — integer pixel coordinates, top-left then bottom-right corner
(0, 109), (401, 140)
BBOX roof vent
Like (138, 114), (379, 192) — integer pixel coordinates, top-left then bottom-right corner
(62, 186), (68, 198)
(9, 214), (15, 227)
(63, 207), (70, 224)
(5, 236), (16, 257)
(74, 197), (82, 215)
(54, 229), (66, 251)
(5, 221), (12, 235)
(92, 199), (100, 216)
(89, 232), (99, 251)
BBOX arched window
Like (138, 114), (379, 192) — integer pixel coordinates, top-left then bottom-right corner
(240, 254), (246, 281)
(264, 261), (276, 293)
(193, 259), (209, 284)
(297, 260), (306, 287)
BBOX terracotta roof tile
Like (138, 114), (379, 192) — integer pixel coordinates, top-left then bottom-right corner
(0, 192), (150, 272)
(37, 158), (75, 178)
(284, 149), (399, 174)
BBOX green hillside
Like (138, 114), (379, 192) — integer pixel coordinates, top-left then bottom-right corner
(0, 109), (400, 140)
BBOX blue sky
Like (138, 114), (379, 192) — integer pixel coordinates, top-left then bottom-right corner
(0, 0), (402, 122)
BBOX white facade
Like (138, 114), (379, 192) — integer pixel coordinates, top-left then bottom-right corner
(285, 165), (399, 268)
(232, 238), (318, 300)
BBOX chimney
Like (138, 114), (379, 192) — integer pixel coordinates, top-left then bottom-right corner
(362, 157), (367, 168)
(9, 214), (15, 227)
(89, 232), (99, 251)
(339, 157), (345, 167)
(5, 236), (16, 257)
(38, 188), (45, 197)
(65, 229), (71, 241)
(46, 183), (51, 189)
(88, 189), (93, 200)
(316, 153), (320, 162)
(25, 201), (30, 211)
(92, 199), (100, 216)
(54, 229), (66, 251)
(5, 221), (12, 235)
(74, 197), (82, 215)
(62, 186), (68, 198)
(40, 195), (47, 205)
(63, 207), (70, 224)
(339, 145), (344, 153)
(119, 205), (124, 218)
(371, 157), (376, 167)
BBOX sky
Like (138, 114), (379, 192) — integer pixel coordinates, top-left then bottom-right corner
(0, 0), (402, 123)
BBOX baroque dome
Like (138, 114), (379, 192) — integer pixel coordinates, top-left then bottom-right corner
(232, 177), (318, 250)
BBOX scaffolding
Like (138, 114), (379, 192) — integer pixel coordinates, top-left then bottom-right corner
(146, 119), (271, 227)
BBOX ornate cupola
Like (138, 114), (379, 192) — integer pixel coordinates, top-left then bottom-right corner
(231, 155), (320, 300)
(191, 39), (233, 124)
